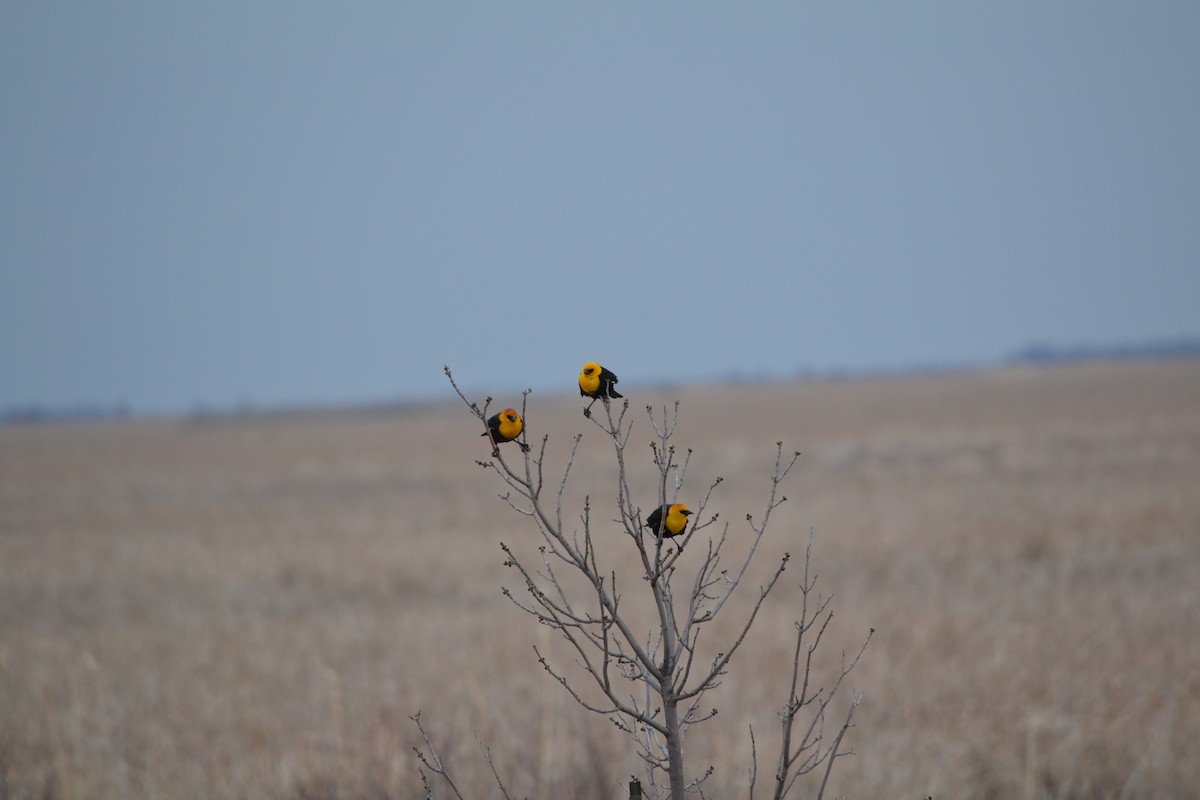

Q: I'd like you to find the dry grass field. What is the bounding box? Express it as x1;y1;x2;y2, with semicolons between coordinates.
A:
2;359;1198;800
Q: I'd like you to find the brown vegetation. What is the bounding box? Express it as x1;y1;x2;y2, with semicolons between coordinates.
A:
2;359;1198;799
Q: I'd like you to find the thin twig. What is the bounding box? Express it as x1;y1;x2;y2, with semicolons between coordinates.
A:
474;732;515;800
410;711;465;800
749;724;759;800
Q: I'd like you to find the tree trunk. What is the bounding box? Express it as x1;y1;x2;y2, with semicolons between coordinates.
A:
662;695;686;799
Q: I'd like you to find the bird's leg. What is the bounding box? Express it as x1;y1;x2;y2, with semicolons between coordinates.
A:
583;398;597;418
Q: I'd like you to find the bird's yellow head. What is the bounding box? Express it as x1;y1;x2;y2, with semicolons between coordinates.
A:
579;362;601;394
665;503;692;536
498;408;523;439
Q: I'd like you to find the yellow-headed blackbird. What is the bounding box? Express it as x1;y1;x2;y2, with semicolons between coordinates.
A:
579;361;622;416
483;408;530;453
645;503;692;539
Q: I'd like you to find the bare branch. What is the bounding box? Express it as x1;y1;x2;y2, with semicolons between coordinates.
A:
816;691;864;800
555;433;583;533
770;530;875;800
676;552;789;701
443;365;484;421
686;764;716;799
748;724;759;800
473;732;515;800
410;711;465;800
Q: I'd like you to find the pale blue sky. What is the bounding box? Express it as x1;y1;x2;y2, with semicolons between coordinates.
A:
3;3;1198;414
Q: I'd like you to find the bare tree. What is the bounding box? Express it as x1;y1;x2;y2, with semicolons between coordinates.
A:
426;367;871;800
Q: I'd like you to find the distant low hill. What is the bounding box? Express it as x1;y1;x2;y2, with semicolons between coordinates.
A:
1006;336;1200;365
0;401;134;425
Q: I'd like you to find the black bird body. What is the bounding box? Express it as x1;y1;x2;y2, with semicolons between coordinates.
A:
483;408;530;452
579;362;622;400
645;503;692;538
580;361;622;417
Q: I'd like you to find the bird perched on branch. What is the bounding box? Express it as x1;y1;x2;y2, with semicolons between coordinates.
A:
483;408;530;454
579;361;622;417
645;503;692;540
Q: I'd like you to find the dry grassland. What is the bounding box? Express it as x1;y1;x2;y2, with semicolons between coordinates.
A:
2;359;1198;799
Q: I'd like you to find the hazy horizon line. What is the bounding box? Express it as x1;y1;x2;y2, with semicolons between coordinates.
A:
4;335;1199;426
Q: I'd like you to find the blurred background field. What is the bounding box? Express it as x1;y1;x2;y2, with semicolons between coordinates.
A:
2;358;1198;799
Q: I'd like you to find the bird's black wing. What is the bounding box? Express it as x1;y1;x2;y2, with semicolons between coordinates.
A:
600;367;623;398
